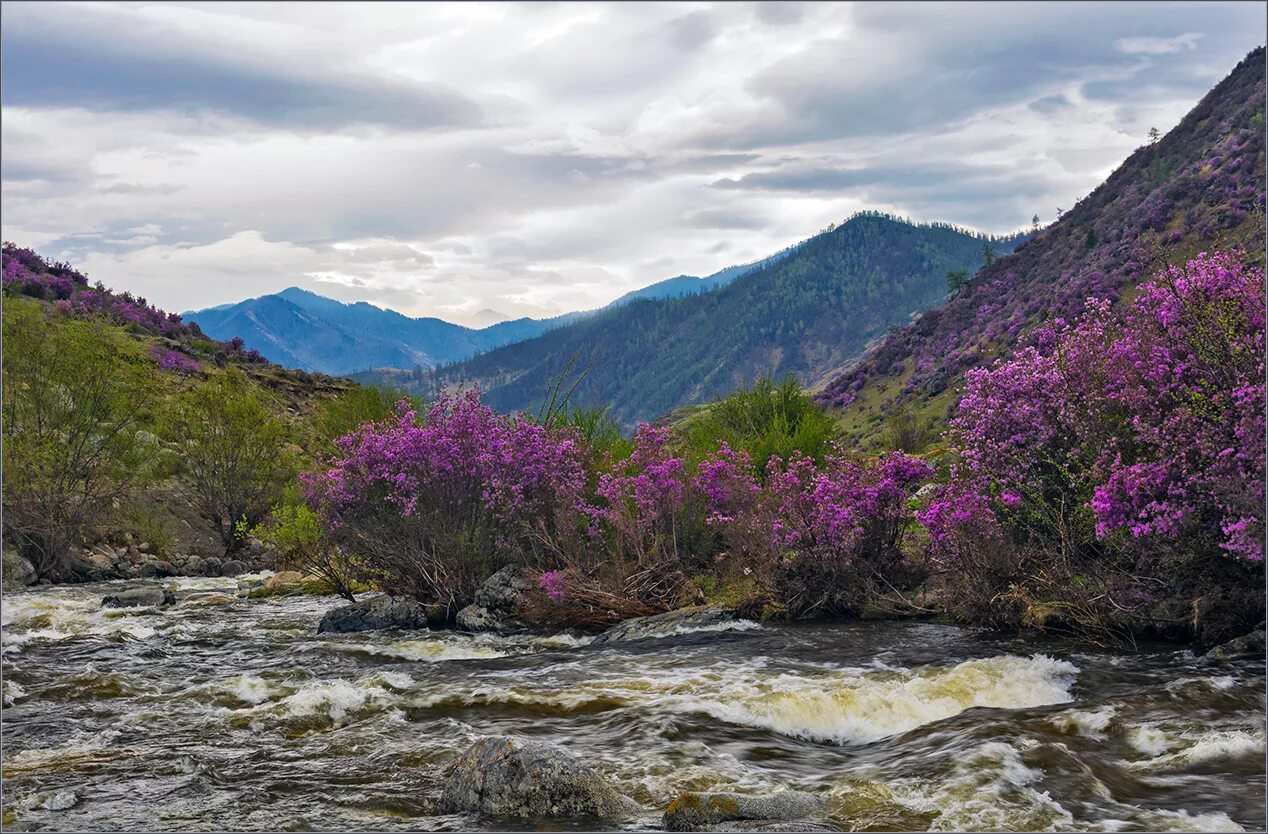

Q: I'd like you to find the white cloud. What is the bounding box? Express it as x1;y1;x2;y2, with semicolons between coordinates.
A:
1116;32;1203;55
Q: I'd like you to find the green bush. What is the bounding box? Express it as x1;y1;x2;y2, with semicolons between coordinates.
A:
162;367;295;555
2;299;160;578
681;375;836;471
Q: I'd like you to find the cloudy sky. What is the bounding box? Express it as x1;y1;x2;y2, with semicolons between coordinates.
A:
2;2;1264;325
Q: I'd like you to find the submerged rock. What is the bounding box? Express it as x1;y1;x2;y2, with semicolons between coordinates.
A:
1204;629;1266;660
593;604;738;644
438;736;638;819
317;595;429;633
101;587;176;609
663;791;828;832
456;565;534;633
180;591;236;607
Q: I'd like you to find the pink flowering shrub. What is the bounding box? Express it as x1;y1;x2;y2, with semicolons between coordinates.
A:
920;251;1264;635
303;390;588;605
697;446;932;617
149;345;202;374
582;425;719;605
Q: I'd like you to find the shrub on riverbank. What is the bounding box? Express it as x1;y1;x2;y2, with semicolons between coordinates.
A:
918;251;1264;641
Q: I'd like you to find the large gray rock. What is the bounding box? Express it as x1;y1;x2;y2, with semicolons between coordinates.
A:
317;595;430;634
101;587;176;609
593;604;739;644
3;550;37;588
456;565;534;633
438;736;637;819
663;791;827;832
1205;629;1266;661
218;559;247;577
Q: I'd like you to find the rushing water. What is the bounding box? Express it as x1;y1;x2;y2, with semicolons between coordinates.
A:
2;574;1264;832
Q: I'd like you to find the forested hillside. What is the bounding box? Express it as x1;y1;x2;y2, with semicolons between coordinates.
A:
434;213;1026;426
821;46;1266;448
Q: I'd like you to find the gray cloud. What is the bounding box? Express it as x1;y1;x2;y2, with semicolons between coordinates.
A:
1;2;1264;322
0;4;481;130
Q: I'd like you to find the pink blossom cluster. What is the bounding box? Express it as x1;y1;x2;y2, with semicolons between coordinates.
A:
149;345;202;374
922;251;1264;563
304;389;588;545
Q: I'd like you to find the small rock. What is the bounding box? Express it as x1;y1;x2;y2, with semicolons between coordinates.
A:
1205;629;1266;661
102;587;176;608
663;791;827;832
317;595;430;633
593;605;739;644
197;557;223;577
138;560;176;578
438;736;637;819
219;559;247;577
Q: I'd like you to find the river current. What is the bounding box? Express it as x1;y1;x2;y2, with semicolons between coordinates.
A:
2;574;1264;832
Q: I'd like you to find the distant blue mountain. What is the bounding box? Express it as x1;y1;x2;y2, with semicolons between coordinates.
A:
185;288;580;376
184;246;802;376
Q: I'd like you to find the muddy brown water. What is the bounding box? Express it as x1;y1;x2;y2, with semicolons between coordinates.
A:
2;573;1264;832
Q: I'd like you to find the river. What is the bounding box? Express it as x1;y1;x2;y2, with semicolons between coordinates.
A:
2;574;1264;832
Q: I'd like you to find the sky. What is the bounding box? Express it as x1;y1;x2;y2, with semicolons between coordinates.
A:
2;2;1264;325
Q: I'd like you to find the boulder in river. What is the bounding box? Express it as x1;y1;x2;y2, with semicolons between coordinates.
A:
218;559;247;577
438;736;638;819
101;587;176;609
663;791;828;832
593;604;739;644
138;560;176;578
1204;629;1266;661
456;565;534;633
3;550;37;588
317;595;430;633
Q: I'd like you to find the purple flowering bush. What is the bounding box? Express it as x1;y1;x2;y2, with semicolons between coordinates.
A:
303;390;588;605
149;345;202;374
919;251;1264;637
582;424;719;605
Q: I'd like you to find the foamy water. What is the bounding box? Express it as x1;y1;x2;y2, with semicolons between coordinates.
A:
2;578;1263;831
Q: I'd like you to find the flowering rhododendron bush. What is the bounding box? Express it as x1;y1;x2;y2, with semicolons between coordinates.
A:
698;446;931;617
919;251;1264;638
581;424;719;605
303;390;588;605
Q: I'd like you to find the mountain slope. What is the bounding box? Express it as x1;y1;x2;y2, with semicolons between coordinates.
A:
608;244;801;307
820;46;1266;448
433;213;1027;425
186;241;808;377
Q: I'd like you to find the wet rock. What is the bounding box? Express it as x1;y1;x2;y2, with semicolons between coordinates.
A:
593;604;738;644
456;565;535;633
219;559;247;577
264;570;305;590
438;736;637;819
317;595;430;633
138;560;176;578
663;791;827;832
197;557;223;577
3;550;37;588
180;592;236;607
1204;629;1265;661
101;587;176;609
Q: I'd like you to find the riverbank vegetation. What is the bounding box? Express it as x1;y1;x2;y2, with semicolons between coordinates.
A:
2;238;1263;647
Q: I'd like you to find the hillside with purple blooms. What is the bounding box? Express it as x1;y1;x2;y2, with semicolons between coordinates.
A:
821;47;1266;448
